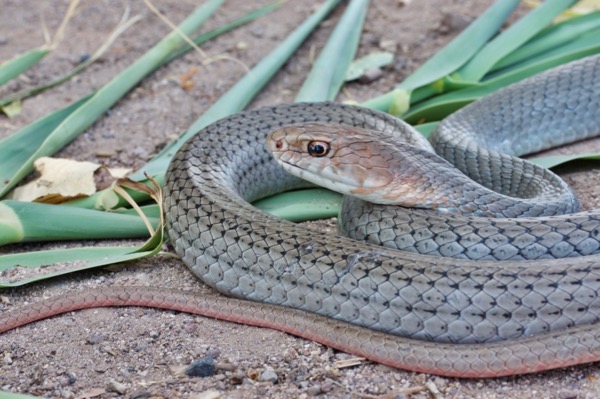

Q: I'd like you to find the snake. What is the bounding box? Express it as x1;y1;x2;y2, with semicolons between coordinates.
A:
2;54;600;378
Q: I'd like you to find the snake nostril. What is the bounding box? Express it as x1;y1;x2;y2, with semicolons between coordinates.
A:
275;139;283;150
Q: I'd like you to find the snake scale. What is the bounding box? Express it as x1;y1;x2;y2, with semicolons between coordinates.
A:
2;55;600;378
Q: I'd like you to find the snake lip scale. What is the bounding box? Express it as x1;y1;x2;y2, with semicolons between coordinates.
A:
2;55;600;378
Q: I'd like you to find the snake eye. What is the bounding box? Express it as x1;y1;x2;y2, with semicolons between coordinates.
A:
307;141;330;157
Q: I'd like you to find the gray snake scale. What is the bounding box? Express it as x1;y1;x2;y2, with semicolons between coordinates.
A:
162;55;600;376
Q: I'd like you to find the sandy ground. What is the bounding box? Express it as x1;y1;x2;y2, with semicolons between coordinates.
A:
2;1;600;398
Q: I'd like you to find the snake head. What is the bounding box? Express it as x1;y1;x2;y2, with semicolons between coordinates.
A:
265;123;447;206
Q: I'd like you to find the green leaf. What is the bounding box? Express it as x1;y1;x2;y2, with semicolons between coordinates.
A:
0;47;50;86
530;153;600;169
456;0;579;82
490;9;600;72
0;177;165;287
254;0;366;214
0;99;22;117
0;392;45;399
295;0;369;102
0;235;163;288
0;94;94;197
0;200;158;245
403;30;600;124
131;0;343;182
362;0;520;113
413;121;439;138
345;51;393;81
0;0;224;199
254;188;342;222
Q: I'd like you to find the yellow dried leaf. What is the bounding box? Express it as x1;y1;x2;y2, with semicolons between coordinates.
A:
107;167;131;178
0;100;23;117
569;0;600;14
8;157;101;203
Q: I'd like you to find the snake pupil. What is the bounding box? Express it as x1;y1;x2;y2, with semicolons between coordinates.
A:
307;141;330;157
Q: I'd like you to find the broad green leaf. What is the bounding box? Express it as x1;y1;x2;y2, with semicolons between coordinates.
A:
483;25;600;80
530;153;600;169
414;121;439;138
254;188;342;222
0;200;159;245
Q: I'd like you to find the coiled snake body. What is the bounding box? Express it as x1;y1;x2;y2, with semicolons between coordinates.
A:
2;55;600;378
164;54;600;376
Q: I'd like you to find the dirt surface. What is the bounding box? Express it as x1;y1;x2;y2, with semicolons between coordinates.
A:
2;1;600;398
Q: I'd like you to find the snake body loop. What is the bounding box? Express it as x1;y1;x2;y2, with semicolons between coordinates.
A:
165;57;600;375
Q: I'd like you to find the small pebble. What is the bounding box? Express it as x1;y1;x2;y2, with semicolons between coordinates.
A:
230;370;245;385
432;376;447;388
259;367;278;383
58;374;76;386
251;26;264;38
358;68;384;83
558;390;580;399
184;322;198;333
306;385;322;396
59;389;74;399
437;12;471;34
107;379;127;394
191;390;222;399
379;39;397;53
133;344;148;352
321;379;334;393
130;391;152;399
78;53;91;64
86;334;104;345
185;356;217;378
94;364;108;374
3;354;12;365
206;348;221;359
